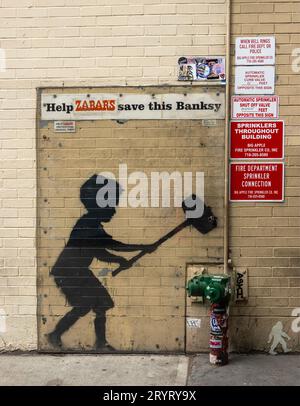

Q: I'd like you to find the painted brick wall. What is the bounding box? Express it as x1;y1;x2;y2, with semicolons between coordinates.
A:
230;0;300;351
0;0;299;352
36;88;225;352
0;0;226;350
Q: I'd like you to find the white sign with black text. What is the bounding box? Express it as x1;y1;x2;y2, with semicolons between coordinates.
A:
54;121;76;133
231;96;279;119
41;92;225;121
235;37;275;66
235;66;275;95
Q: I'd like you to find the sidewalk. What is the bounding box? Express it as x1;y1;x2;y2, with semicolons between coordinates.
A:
0;353;299;386
188;354;300;386
0;354;188;386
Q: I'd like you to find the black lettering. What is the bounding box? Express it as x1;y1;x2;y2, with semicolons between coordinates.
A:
45;103;56;112
118;104;124;110
66;104;73;114
176;101;185;110
236;287;244;299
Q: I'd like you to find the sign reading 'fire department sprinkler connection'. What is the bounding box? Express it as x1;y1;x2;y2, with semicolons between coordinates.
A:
230;121;284;159
41;93;225;120
230;162;284;202
235;37;275;65
231;96;279;120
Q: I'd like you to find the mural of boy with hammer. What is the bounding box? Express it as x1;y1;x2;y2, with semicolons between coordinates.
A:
47;174;157;350
47;174;217;351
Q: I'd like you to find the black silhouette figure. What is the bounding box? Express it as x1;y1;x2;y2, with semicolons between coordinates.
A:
47;174;156;351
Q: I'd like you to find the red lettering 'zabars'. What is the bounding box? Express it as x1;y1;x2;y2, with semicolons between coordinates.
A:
75;99;116;112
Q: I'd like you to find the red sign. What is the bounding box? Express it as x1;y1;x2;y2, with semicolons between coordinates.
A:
230;121;284;159
230;162;284;202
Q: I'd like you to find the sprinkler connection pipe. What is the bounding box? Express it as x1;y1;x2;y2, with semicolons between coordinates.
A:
224;0;231;275
186;274;231;366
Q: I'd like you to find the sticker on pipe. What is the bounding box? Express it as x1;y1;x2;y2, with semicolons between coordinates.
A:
186;318;201;328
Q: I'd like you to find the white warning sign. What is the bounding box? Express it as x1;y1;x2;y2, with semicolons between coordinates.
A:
231;96;279;119
235;66;275;95
54;121;76;133
235;37;275;65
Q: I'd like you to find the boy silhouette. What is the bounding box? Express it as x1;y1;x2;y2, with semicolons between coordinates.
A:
47;174;156;350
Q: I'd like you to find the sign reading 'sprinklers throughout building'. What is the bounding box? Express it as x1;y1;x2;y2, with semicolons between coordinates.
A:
41;92;225;120
230;121;284;159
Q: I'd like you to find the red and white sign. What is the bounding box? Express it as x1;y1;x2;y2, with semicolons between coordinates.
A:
235;37;275;65
41;92;225;121
54;121;76;133
235;66;275;95
230;121;284;159
230;162;284;202
231;96;279;120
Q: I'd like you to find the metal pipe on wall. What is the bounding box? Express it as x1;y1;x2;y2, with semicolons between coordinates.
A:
224;0;231;275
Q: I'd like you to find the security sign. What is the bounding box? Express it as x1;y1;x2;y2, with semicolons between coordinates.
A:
230;162;284;202
230;121;284;159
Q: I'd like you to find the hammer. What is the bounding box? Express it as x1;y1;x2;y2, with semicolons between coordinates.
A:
111;195;217;277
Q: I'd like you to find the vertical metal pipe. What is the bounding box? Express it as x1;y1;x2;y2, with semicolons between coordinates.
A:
224;0;232;274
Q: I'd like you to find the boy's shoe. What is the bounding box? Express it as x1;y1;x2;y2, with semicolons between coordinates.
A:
95;341;116;352
47;332;63;348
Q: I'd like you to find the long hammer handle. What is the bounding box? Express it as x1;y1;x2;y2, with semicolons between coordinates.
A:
112;219;189;277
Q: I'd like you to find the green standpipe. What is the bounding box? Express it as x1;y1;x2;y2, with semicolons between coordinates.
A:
186;274;231;366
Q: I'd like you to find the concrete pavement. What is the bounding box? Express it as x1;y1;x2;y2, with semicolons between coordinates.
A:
0;353;299;386
0;354;188;386
188;353;300;386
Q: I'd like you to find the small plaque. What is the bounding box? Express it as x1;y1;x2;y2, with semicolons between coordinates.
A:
54;121;76;133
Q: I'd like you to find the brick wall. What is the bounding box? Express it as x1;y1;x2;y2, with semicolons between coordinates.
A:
0;0;227;350
230;0;300;351
37;88;225;352
0;0;299;351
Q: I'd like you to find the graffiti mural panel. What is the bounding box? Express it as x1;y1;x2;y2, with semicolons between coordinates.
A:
37;87;225;352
